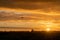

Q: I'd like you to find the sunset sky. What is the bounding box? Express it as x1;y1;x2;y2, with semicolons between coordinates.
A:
0;0;60;31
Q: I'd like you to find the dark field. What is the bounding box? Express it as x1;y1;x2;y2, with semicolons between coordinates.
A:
0;31;60;40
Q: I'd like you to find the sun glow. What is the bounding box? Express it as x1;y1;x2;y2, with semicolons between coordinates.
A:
37;21;55;31
45;22;53;31
46;28;50;32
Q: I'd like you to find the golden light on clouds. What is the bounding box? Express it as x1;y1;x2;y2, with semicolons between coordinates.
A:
0;0;60;31
0;7;60;15
0;7;60;31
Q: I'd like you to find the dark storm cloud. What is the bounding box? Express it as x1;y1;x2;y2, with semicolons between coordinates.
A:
0;0;60;11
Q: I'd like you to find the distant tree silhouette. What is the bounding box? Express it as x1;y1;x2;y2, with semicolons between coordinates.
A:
31;29;34;32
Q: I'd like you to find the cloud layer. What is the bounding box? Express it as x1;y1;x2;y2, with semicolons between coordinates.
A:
0;0;60;31
0;0;60;11
0;11;60;21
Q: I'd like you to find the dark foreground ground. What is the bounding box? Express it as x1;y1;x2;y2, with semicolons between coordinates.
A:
0;31;60;40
